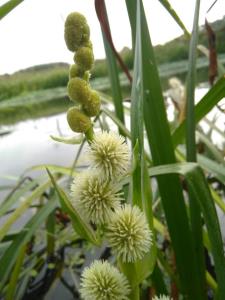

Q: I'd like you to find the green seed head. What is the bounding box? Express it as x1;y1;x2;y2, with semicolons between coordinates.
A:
67;77;91;104
80;260;130;300
69;64;83;79
84;40;93;49
83;90;101;117
64;12;90;52
74;46;94;71
67;107;91;133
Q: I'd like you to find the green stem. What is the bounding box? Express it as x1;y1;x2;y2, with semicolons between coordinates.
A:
130;285;140;300
85;126;94;143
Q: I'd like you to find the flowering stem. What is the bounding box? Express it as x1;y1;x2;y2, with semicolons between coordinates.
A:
130;285;140;300
85;126;94;143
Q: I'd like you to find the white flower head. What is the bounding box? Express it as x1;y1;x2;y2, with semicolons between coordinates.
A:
70;170;123;224
80;260;130;300
88;131;130;179
106;204;152;262
153;296;172;300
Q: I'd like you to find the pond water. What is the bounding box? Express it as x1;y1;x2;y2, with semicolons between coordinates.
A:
0;113;78;193
0;84;224;298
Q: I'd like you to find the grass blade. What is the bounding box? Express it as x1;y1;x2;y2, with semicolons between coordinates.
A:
185;0;206;296
131;1;157;284
158;0;189;36
186;0;200;161
5;244;26;300
0;0;23;20
95;0;125;131
0;180;51;242
0;198;57;289
149;162;225;299
126;1;204;298
47;169;100;246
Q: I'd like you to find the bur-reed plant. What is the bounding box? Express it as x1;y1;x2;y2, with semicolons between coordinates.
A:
0;1;225;300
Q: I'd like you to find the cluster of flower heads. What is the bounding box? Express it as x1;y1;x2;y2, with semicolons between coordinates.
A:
70;131;153;299
71;130;152;263
64;12;153;300
64;12;101;133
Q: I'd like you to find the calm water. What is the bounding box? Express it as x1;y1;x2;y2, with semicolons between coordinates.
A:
0;85;224;298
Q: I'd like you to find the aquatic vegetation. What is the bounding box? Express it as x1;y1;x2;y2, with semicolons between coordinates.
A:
1;2;225;300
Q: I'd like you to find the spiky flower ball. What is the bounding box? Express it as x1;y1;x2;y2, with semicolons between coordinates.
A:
83;90;101;117
106;204;152;262
80;260;130;300
153;296;172;300
64;12;90;52
74;46;94;71
67;107;91;133
89;131;130;179
67;77;91;104
70;170;122;224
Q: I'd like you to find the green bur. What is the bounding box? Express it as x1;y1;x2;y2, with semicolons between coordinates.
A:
74;46;94;71
67;107;91;133
67;77;91;104
64;12;90;52
83;90;101;117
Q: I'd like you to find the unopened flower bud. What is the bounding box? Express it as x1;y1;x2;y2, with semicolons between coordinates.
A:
69;64;83;79
64;12;90;52
67;107;91;133
74;47;94;71
67;77;91;104
83;90;101;117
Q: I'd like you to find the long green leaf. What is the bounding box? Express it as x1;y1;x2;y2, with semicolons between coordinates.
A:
5;244;26;300
98;1;125;132
129;1;157;287
0;180;51;242
149;162;225;299
126;1;203;298
0;198;57;289
46;169;100;246
185;0;206;297
0;0;23;20
0;179;38;218
158;0;189;36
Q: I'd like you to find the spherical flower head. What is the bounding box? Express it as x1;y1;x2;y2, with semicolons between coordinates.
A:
80;260;130;300
67;77;91;104
89;131;130;180
67;107;91;133
106;204;152;262
153;296;172;300
64;12;90;52
69;64;83;79
70;170;122;224
74;46;94;71
83;90;101;117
